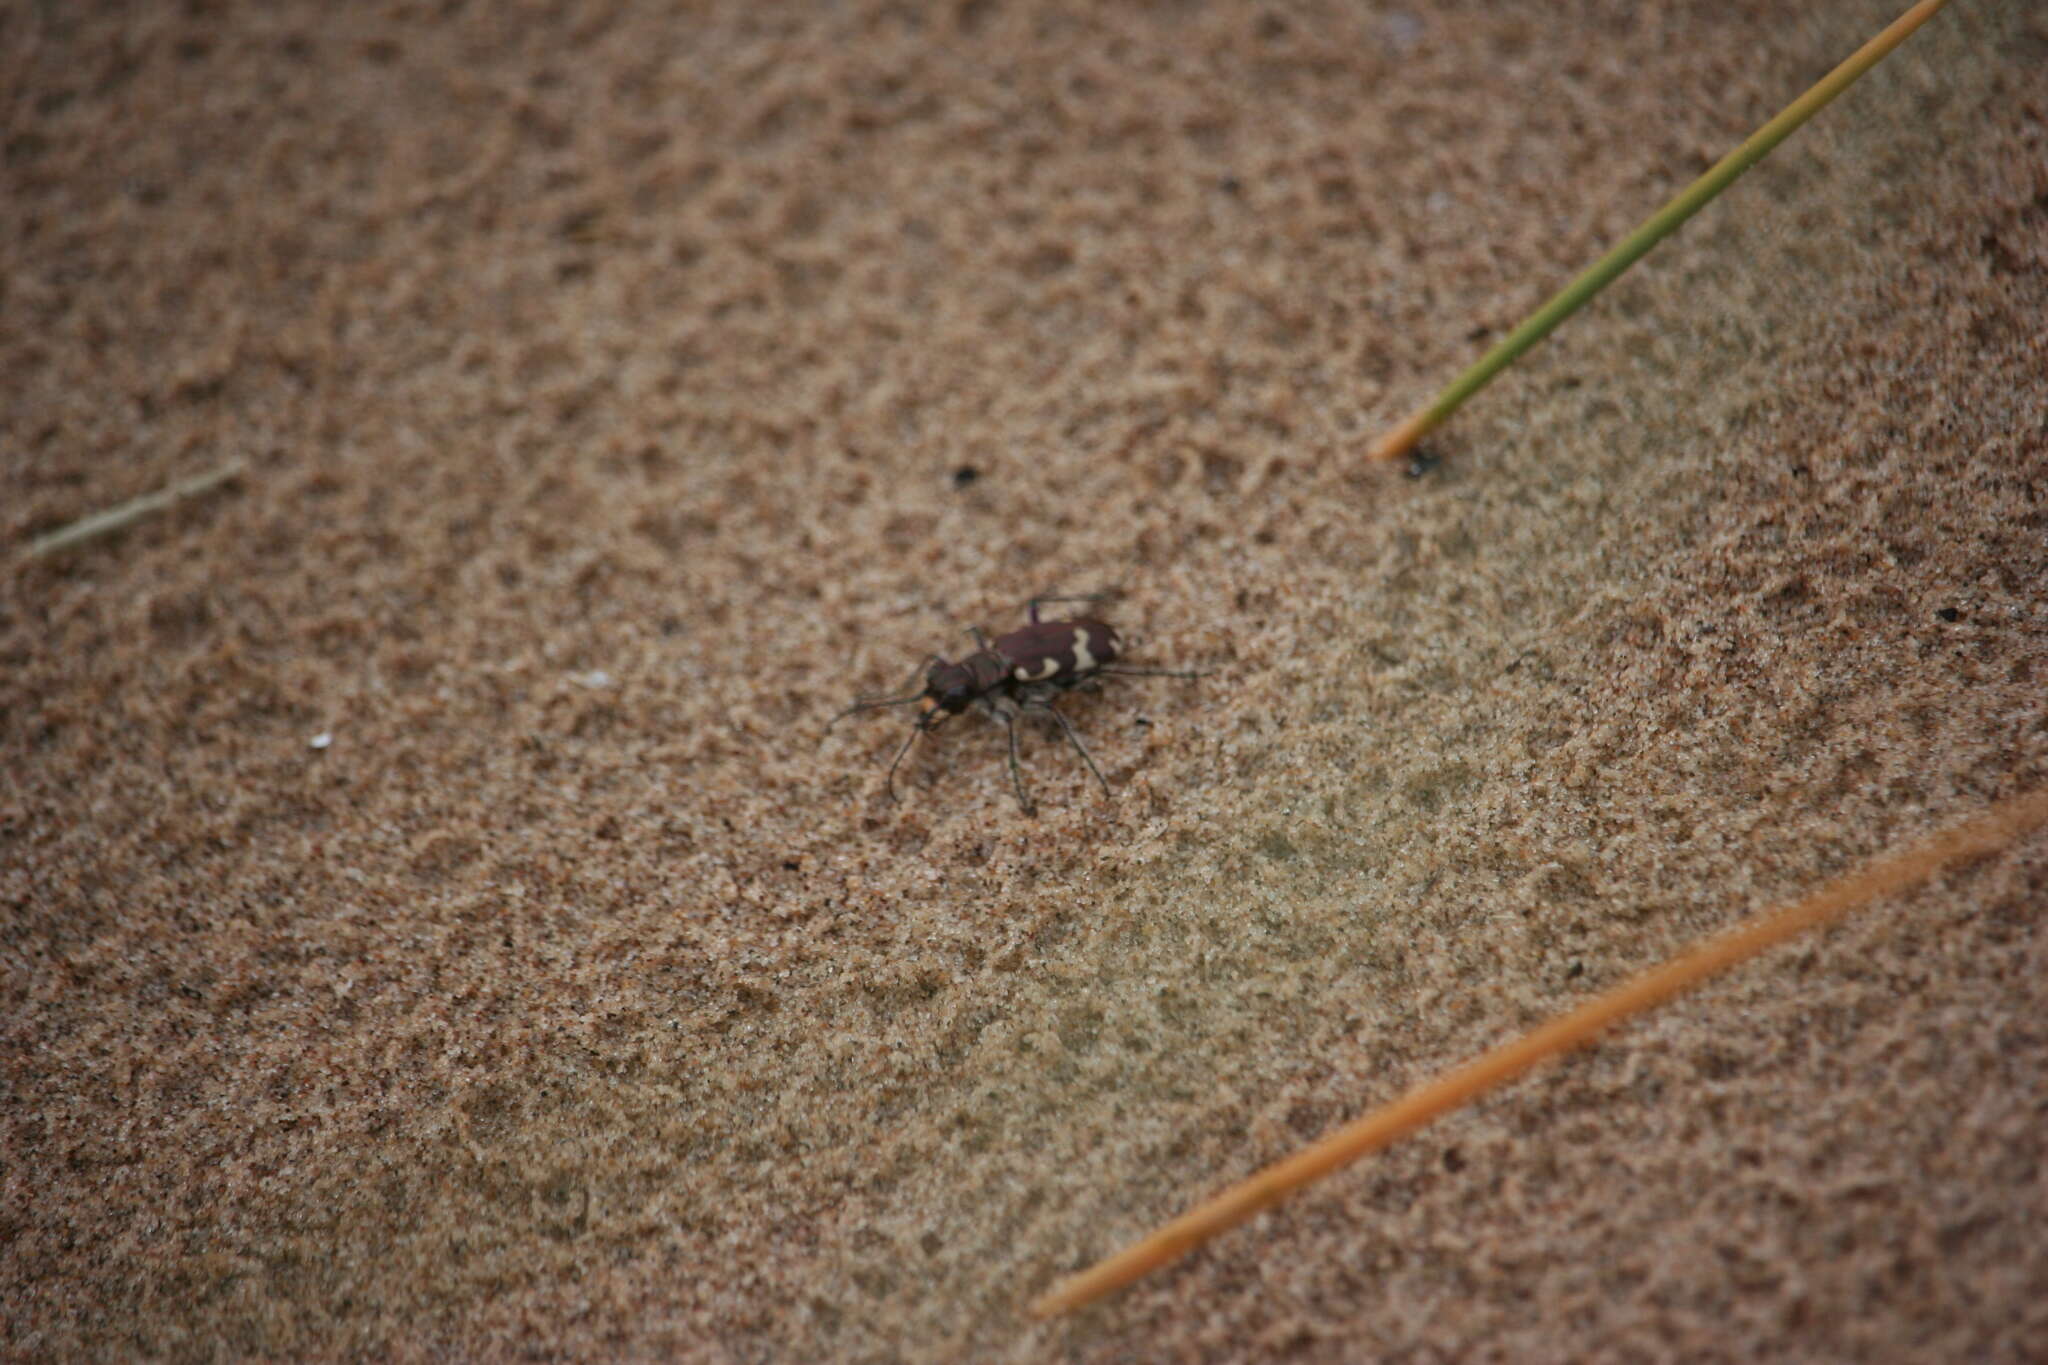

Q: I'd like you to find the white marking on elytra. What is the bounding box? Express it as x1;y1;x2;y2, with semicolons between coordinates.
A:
1071;626;1099;673
1015;658;1062;682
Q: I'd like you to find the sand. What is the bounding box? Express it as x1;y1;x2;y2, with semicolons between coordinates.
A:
5;1;2046;1359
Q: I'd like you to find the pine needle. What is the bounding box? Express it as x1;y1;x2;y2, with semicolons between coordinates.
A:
1367;0;1954;464
20;460;247;563
1029;786;2048;1319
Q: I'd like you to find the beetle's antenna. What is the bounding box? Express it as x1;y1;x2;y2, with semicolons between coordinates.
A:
824;693;927;731
826;655;946;732
1037;700;1110;798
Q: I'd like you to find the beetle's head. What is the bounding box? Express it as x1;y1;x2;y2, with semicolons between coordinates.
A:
921;659;980;719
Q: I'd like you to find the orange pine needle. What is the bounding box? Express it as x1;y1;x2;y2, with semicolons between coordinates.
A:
1029;787;2048;1319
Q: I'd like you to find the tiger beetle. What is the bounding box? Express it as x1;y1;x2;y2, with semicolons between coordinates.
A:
827;595;1203;815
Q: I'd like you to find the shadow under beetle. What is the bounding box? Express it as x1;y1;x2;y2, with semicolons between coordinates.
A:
826;595;1203;815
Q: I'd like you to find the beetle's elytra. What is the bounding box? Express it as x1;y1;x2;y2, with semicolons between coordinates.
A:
827;595;1202;815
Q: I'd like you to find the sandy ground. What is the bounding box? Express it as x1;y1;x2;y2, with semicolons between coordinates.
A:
5;1;2047;1359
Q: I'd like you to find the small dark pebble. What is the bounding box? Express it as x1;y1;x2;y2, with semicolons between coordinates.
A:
1936;607;1961;622
951;465;981;488
1405;449;1441;479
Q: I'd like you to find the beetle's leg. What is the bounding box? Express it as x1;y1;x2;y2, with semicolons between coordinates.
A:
1036;699;1111;799
881;723;921;802
998;707;1036;816
882;653;943;696
968;626;992;651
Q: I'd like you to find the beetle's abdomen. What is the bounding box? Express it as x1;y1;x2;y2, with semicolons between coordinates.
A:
995;618;1122;685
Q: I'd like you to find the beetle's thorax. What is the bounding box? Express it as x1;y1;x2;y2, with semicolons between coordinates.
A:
922;651;1009;716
